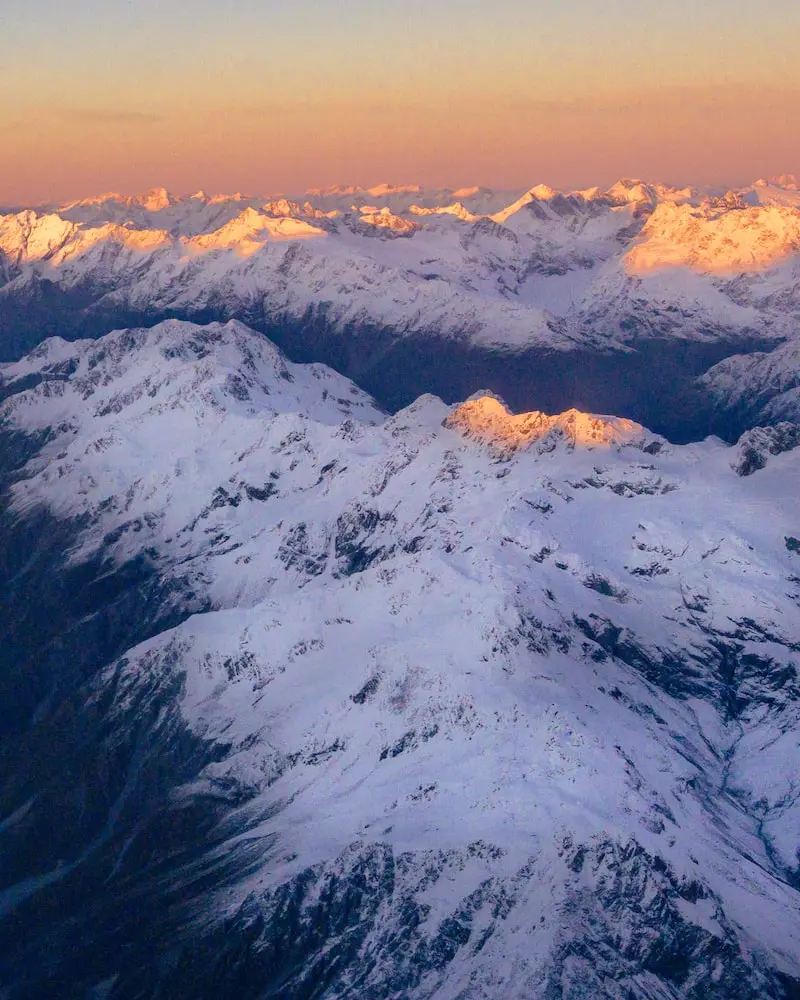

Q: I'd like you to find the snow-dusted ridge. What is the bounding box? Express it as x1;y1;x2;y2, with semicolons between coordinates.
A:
1;175;799;442
1;319;798;998
445;394;648;452
701;337;800;428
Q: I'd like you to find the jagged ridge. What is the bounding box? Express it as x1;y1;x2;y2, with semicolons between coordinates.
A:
0;319;798;998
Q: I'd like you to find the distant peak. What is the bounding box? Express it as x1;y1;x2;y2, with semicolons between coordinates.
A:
358;208;419;233
409;202;476;221
207;192;249;204
755;174;798;191
263;197;304;218
606;179;655;203
135;187;173;211
61;192;128;209
366;183;422;197
305;183;422;199
305;184;363;197
187;207;327;253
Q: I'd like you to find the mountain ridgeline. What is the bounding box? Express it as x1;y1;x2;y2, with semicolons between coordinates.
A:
2;176;799;443
0;176;799;999
0;317;799;998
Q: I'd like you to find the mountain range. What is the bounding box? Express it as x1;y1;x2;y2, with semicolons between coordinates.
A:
2;176;799;441
0;177;799;999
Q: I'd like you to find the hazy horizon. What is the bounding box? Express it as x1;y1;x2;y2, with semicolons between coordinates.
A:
4;166;800;211
2;0;798;203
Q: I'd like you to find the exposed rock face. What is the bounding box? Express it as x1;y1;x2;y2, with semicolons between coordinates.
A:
731;422;800;475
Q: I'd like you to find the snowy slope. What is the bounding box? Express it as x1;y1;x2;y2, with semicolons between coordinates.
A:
1;319;798;999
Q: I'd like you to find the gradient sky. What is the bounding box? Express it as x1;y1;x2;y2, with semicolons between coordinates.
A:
1;0;798;203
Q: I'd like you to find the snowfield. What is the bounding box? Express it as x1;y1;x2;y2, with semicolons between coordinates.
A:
1;319;798;998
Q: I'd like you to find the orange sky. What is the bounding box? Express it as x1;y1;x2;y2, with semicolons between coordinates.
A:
2;0;798;203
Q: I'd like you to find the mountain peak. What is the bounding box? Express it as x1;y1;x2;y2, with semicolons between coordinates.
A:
756;174;798;190
187;207;327;252
445;394;646;452
358;207;419;233
134;187;174;211
366;183;422;197
408;201;476;221
262;197;304;218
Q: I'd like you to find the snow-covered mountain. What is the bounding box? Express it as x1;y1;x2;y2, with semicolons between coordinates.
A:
1;319;798;999
701;338;800;430
1;176;798;442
